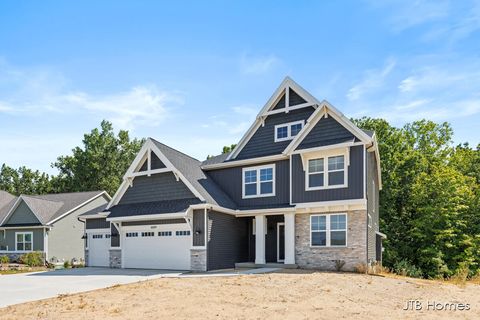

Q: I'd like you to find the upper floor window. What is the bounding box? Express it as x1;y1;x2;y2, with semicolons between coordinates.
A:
306;153;347;190
274;120;304;142
242;164;275;198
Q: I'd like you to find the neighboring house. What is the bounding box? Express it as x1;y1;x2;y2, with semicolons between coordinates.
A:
0;190;110;263
82;77;384;271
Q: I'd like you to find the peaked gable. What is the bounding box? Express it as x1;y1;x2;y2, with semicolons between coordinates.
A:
4;200;41;225
296;116;356;150
139;152;167;171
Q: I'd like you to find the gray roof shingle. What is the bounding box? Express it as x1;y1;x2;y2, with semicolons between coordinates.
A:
0;191;16;224
151;139;237;209
0;191;106;225
108;198;202;218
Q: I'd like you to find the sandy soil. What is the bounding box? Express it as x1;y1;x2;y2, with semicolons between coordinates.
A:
1;270;478;320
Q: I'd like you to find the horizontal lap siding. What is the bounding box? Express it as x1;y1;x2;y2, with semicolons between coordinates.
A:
119;172;196;204
207;160;290;208
207;211;249;270
297;116;356;150
236;108;315;160
292;145;364;203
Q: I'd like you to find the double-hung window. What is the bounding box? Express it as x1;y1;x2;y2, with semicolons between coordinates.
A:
306;151;347;190
242;164;275;198
311;214;347;247
274;120;304;142
16;232;33;251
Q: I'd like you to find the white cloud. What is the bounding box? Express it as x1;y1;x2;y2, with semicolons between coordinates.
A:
240;54;280;75
347;58;396;101
0;60;181;130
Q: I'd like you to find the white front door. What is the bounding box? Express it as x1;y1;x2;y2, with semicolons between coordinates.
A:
122;223;191;270
88;231;110;267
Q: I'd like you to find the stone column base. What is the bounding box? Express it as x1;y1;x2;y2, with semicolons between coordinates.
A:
190;249;206;272
109;249;122;268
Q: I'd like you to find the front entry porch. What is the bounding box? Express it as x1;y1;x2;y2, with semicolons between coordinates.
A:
239;213;296;267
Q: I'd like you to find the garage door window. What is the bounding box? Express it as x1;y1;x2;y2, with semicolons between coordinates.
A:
176;230;190;236
92;234;103;239
159;231;172;236
126;232;138;237
142;232;155;237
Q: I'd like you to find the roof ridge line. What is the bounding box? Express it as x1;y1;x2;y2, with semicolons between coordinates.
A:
149;138;201;163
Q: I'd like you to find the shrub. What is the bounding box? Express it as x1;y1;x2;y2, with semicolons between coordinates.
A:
334;260;346;271
354;262;368;274
450;262;470;284
20;252;44;267
393;259;423;278
0;255;9;264
63;260;71;269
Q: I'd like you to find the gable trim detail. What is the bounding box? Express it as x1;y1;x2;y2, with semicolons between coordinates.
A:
226;77;318;161
0;196;43;226
107;139;205;209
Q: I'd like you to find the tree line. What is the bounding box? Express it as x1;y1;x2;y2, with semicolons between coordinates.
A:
1;118;479;278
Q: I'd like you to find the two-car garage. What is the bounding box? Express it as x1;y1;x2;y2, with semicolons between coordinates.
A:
86;220;192;270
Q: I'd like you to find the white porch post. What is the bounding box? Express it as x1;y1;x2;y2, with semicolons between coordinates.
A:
284;213;295;264
255;215;266;264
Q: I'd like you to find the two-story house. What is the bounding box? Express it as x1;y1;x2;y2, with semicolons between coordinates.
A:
81;77;384;271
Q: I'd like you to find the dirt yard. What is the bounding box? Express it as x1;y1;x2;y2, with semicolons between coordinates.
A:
1;270;478;320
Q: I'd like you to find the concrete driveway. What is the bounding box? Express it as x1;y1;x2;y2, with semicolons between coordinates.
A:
0;267;183;308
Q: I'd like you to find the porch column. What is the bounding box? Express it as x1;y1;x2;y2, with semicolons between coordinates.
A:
284;213;295;264
255;215;266;264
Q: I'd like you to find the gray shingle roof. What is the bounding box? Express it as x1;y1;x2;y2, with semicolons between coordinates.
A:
0;191;16;225
201;152;231;166
151;139;237;209
108;198;202;218
362;129;374;137
0;191;106;225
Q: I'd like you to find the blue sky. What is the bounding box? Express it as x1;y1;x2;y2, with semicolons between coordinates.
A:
0;0;479;174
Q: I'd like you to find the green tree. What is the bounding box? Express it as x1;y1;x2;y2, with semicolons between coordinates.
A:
222;144;237;154
0;164;53;195
52;120;144;196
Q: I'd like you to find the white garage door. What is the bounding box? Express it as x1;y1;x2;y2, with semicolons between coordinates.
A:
88;230;110;267
122;223;191;270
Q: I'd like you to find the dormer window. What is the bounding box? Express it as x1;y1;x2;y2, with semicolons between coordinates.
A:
274;120;304;142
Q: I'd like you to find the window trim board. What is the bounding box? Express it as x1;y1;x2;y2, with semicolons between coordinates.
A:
274;120;305;142
15;231;33;252
242;164;276;199
302;147;349;191
309;213;348;248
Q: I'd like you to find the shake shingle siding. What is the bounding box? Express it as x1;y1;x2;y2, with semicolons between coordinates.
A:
207;211;249;270
296;116;356;150
206;160;290;209
292;145;364;203
119;172;196;204
236;107;315;160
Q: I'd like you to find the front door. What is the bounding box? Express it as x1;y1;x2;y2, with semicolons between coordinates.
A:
277;223;285;262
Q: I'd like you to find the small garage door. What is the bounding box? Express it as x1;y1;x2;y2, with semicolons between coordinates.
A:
88;231;110;267
122;223;191;270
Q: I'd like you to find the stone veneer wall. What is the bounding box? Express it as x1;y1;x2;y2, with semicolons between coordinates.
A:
190;249;207;272
295;210;367;271
109;249;122;268
84;250;89;266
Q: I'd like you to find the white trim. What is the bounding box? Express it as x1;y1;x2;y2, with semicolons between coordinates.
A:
234;207;296;217
302;148;349;191
376;231;387;239
274;120;305;142
264;102;317;116
47;191;110;225
0;226;50;230
242;164;276;199
283;101;374;155
78;211;110;221
15;231;33;252
227;77;317;160
202;154;287;170
310;213;348;248
107;138;205;210
368;214;372;228
292;141;361;155
129;167;171;177
368;133;383;190
363;146;367;200
106;211;188;222
277;222;285;262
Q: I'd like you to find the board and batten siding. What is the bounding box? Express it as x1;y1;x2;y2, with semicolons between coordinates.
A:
291;145;364;203
192;209;205;247
272;88;307;110
236;107;315;160
206;160;290;209
366;150;380;262
4;201;41;225
207;211;249;270
296;116;357;150
119;172;196;205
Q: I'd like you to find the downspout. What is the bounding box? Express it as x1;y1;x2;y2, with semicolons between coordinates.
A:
365;145;369;269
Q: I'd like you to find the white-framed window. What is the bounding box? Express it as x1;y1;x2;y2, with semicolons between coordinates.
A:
274;120;305;142
306;153;348;190
310;214;347;247
15;232;33;252
242;164;275;198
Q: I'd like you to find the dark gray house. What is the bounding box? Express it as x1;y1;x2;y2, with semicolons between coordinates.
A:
0;190;110;263
82;77;384;271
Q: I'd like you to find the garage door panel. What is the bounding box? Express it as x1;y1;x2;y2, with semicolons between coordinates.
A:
123;224;191;270
88;232;110;267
